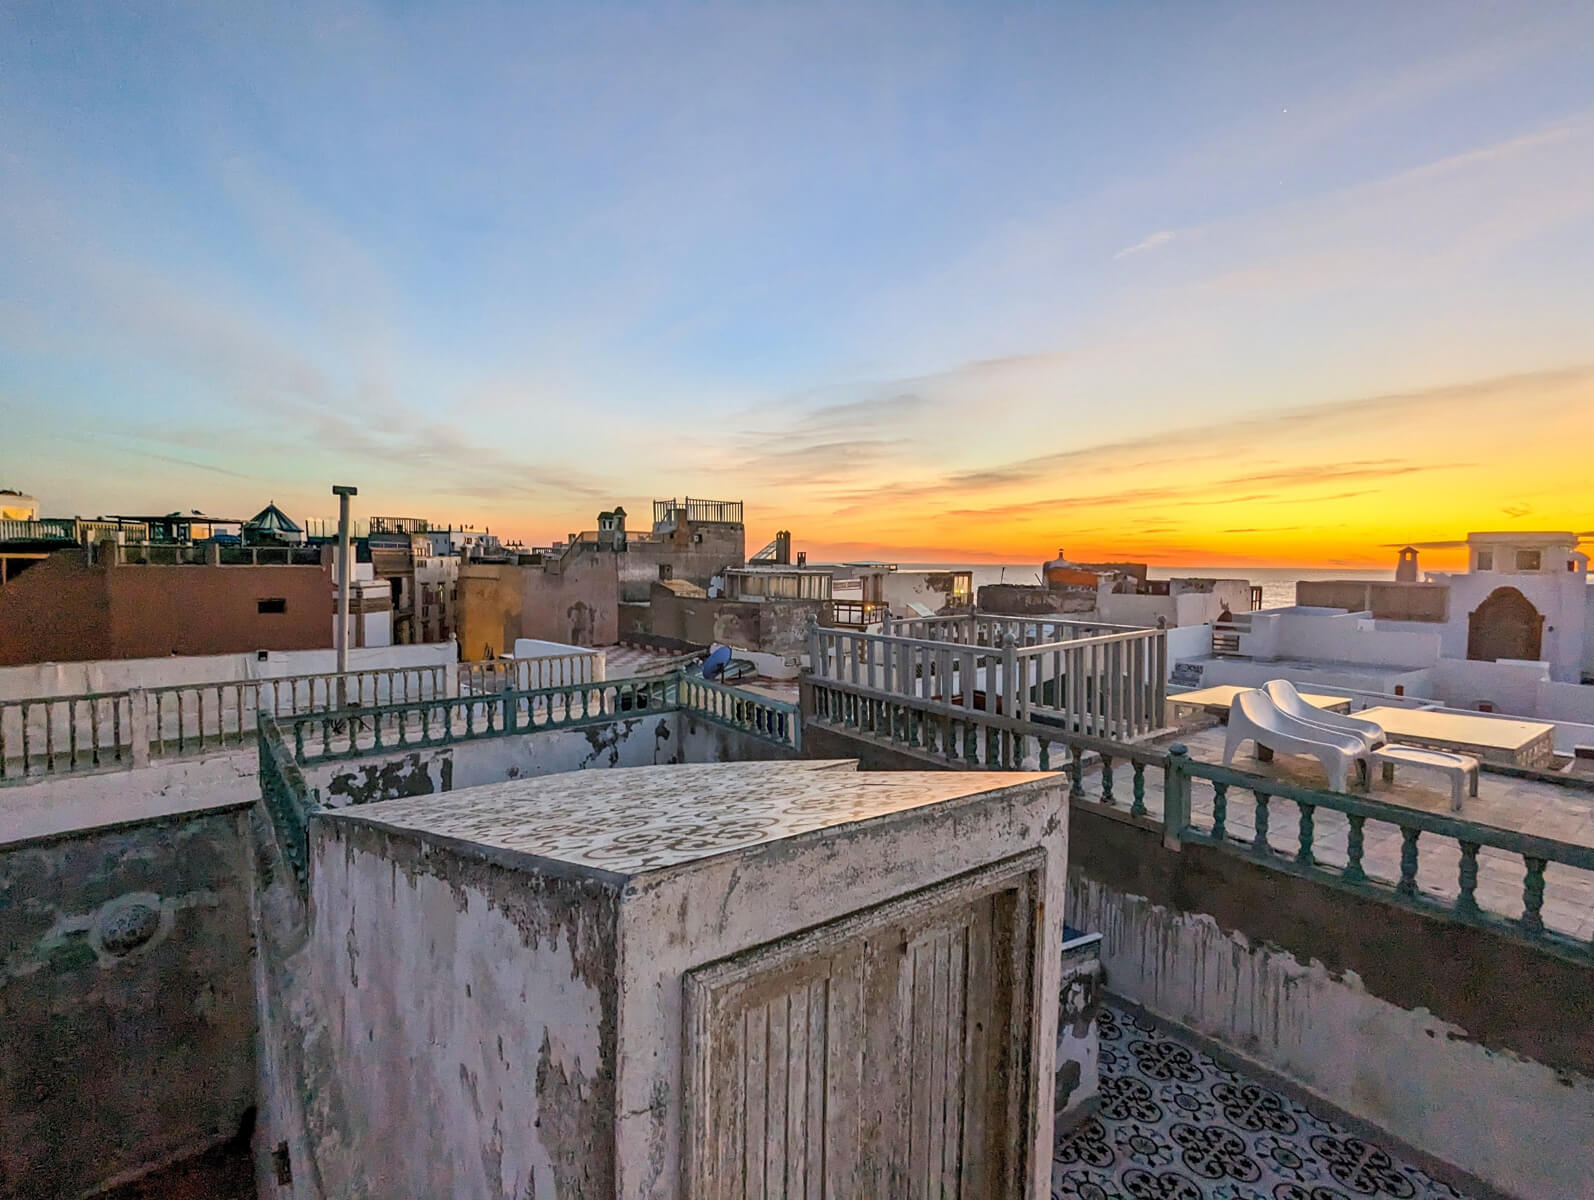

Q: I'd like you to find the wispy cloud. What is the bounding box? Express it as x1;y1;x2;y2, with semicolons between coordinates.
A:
1115;230;1175;259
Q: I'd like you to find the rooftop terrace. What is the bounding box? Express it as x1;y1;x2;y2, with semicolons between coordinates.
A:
1055;1001;1472;1200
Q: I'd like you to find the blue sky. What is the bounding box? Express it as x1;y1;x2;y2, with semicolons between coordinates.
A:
2;1;1592;562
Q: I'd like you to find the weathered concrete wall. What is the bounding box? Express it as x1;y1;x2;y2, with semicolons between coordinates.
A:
303;712;797;805
1067;804;1594;1200
1297;580;1451;623
619;519;744;602
614;774;1068;1198
1;749;260;846
0;641;455;705
0;809;257;1198
677;713;799;764
458;558;618;660
306;816;621;1200
303;715;686;803
977;583;1095;616
650;584;825;654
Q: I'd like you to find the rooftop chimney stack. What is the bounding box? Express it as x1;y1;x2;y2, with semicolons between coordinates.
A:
1396;546;1419;583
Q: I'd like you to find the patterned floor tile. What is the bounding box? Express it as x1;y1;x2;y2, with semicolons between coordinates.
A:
1054;1003;1469;1200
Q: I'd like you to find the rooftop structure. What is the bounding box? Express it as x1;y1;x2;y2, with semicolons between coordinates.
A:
5;623;1594;1197
1176;532;1594;729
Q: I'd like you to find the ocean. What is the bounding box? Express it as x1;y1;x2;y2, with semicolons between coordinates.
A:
897;564;1397;611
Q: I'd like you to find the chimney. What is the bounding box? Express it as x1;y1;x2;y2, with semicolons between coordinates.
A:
1395;546;1419;583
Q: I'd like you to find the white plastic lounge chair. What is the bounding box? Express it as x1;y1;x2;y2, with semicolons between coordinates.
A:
1262;679;1386;752
1371;746;1479;812
1224;689;1370;793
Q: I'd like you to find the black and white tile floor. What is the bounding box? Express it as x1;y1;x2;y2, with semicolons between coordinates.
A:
1054;1004;1469;1200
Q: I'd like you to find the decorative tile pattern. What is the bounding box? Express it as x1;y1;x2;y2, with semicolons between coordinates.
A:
1054;1003;1469;1200
326;760;1057;876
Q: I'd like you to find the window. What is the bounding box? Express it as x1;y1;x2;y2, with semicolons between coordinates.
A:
1516;549;1541;571
1475;551;1493;571
659;564;673;581
258;598;287;614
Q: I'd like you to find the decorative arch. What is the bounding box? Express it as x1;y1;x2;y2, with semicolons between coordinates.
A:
1466;586;1544;663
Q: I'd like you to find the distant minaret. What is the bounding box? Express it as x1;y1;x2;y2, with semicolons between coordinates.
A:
1395;546;1419;583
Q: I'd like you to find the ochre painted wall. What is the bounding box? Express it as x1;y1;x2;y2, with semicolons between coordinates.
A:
457;557;620;660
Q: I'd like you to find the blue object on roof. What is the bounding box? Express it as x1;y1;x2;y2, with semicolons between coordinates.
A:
702;645;733;679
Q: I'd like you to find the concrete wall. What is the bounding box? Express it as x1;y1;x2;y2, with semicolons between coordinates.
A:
1539;679;1594;730
1163;621;1213;672
619;518;744;603
1241;609;1442;669
649;583;824;656
1430;655;1549;715
458;558;619;660
1433;568;1590;682
976;584;1096;616
1066;804;1594;1200
861;569;970;617
1196;655;1436;698
0;808;257;1198
303;712;796;804
0;551;336;669
1297;580;1451;622
1586;585;1594;679
306;816;621;1199
0;551;334;666
0;641;456;703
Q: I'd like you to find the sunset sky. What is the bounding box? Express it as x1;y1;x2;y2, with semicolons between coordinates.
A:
2;2;1591;568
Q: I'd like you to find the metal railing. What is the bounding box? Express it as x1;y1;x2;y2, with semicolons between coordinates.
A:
805;675;1594;963
0;664;449;783
652;497;744;526
808;621;1167;742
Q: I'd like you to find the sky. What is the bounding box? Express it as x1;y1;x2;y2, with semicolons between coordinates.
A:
2;2;1592;569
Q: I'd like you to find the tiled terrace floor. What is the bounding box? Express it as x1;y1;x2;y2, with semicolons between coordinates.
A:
1054;1003;1469;1200
1101;722;1594;940
601;643;701;677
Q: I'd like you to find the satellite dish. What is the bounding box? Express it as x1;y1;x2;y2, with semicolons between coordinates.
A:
702;645;733;679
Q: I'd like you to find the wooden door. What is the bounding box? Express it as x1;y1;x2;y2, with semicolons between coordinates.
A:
683;854;1040;1200
1467;587;1544;662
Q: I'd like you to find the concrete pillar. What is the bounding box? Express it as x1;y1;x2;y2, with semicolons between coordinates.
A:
332;485;358;706
127;689;149;768
1163;744;1190;851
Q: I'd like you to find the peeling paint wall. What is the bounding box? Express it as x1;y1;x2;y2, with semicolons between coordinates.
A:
303;818;620;1199
613;778;1068;1199
1068;879;1594;1200
303;713;796;804
0;810;256;1198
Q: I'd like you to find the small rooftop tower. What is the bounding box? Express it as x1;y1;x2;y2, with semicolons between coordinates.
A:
1396;546;1419;583
1043;548;1076;589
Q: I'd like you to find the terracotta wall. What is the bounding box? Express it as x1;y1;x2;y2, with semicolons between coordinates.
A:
0;552;111;665
0;552;332;666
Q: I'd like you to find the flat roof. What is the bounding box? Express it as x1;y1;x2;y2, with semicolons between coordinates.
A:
1467;531;1578;545
323;760;1057;878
